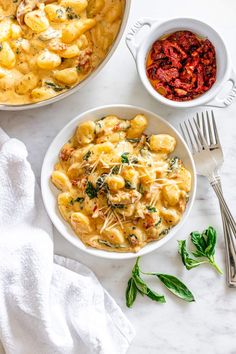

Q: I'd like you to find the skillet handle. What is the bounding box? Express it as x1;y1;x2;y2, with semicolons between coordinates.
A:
205;69;236;108
126;18;159;60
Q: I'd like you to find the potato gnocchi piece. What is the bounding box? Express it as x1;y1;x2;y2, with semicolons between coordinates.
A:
104;227;125;245
60;0;88;14
0;42;16;69
45;4;67;22
59;44;80;58
126;114;147;138
150;134;176;153
51;171;72;191
67;162;84;179
76;120;96;145
25;10;49;33
37;51;62;70
0;19;11;41
162;184;180;206
31;86;57;101
62;18;96;43
124;224;145;246
92;141;113;154
176;167;192;192
160;207;180;226
11;23;22;39
54;68;78;85
15;72;38;95
58;192;73;221
122;167;139;188
106;175;125;191
71;212;93;234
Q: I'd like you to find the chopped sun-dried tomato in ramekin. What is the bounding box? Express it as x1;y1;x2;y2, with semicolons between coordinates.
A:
146;30;217;101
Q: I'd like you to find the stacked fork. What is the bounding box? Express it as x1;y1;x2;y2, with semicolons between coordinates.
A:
180;111;236;287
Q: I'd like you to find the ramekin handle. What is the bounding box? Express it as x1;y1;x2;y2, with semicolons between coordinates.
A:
205;70;236;108
126;18;159;60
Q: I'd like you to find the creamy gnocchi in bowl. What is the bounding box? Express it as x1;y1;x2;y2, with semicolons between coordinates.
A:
51;113;192;253
0;0;124;105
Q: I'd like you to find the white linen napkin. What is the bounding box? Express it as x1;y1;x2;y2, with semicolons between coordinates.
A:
0;129;135;354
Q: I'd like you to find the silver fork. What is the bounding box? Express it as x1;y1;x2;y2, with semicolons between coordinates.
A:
196;111;236;287
180;111;236;286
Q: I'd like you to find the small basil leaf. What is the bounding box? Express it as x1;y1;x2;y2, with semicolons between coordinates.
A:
178;240;204;270
121;152;129;164
132;273;148;294
111;165;120;174
85;181;97;199
126;278;137;308
204;226;216;257
190;231;207;253
146;288;166;303
155;274;195;302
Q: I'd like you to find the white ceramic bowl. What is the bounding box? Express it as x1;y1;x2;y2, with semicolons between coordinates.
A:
41;104;196;260
126;18;236;109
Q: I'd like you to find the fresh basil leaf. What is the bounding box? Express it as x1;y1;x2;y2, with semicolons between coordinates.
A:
190;231;207;255
125;180;135;189
204;226;216;257
45;81;68;92
85;181;97;199
121;152;129;164
98;240;124;249
155;274;195;302
111;204;125;209
126;138;141;143
178;240;205;270
146;206;157;213
70;197;84;205
111;165;120;174
83;150;92;161
132;273;148;294
96;174;108;191
168;157;180;172
132;258;148;294
146;288;166;303
126;278;137;308
155;218;162;227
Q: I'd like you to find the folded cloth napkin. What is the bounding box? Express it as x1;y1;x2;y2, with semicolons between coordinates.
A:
0;129;135;354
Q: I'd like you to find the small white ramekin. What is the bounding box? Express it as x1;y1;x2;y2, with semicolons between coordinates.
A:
126;18;236;109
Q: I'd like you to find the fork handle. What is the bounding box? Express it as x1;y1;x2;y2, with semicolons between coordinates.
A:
210;179;236;236
216;179;236;286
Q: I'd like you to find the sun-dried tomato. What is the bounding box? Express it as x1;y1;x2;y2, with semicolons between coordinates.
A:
146;31;216;101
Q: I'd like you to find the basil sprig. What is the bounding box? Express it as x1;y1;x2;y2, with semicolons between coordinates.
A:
148;273;195;302
178;226;222;274
126;257;194;308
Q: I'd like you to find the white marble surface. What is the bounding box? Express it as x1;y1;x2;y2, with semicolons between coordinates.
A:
1;0;236;353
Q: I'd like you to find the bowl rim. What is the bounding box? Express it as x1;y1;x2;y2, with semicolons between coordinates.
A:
0;0;131;111
134;17;231;108
41;104;197;260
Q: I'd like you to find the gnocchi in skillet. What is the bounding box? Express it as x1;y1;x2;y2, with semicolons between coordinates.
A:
0;0;124;105
51;114;192;252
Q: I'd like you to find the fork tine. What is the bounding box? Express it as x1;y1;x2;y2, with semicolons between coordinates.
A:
193;117;209;151
183;121;197;153
179;123;188;143
211;110;220;145
196;112;201;128
206;111;214;144
201;112;208;144
188;119;202;152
